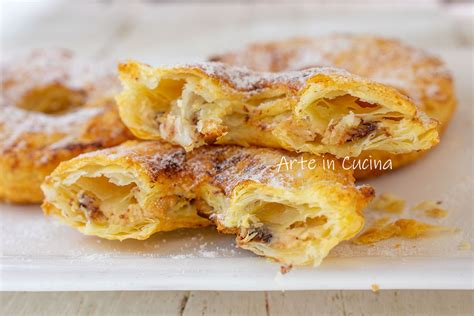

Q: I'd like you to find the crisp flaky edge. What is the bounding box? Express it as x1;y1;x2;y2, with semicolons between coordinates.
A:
117;62;439;158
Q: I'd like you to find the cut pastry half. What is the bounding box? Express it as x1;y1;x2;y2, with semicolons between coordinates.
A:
209;35;456;177
117;61;438;158
42;141;374;266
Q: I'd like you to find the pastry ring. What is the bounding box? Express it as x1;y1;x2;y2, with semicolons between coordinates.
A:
0;49;133;203
209;35;456;178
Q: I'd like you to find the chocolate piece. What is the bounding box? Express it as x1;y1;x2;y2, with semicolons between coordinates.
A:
248;226;273;243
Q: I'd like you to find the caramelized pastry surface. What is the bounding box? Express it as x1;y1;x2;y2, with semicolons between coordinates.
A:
0;49;133;203
209;35;456;178
42;141;373;266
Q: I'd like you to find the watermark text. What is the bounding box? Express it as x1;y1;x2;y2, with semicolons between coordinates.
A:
276;156;392;172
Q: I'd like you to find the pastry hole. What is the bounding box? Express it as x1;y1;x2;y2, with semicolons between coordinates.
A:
240;201;327;246
305;94;383;134
298;92;410;148
153;78;186;101
73;175;140;225
289;216;328;230
16;85;87;114
355;100;379;108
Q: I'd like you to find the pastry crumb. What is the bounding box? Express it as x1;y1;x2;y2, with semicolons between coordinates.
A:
411;200;448;218
458;241;471;251
370;193;405;214
371;284;380;292
280;264;293;275
352;218;457;245
396;219;453;238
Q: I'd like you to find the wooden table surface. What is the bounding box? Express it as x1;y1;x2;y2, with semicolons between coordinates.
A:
2;290;473;315
1;1;473;315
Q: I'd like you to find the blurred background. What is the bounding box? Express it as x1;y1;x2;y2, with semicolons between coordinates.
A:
2;0;473;64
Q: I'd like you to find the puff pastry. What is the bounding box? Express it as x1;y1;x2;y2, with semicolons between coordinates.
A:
209;35;456;177
42;141;374;266
0;49;133;203
117;61;438;162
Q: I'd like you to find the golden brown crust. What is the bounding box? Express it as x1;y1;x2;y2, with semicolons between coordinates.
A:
209;35;455;122
0;49;133;203
209;35;457;178
117;61;438;160
42;141;373;266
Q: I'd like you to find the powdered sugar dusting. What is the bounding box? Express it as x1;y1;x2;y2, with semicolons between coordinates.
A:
0;49;129;155
1;49;119;106
0;105;104;150
210;34;453;106
75;142;299;195
169;61;354;92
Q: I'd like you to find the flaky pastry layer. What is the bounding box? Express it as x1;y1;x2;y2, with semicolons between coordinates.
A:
209;35;457;178
117;61;438;160
42;141;374;266
0;49;133;203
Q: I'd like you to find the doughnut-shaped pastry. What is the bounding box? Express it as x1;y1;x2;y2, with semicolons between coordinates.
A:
209;35;456;178
117;61;438;160
42;141;374;266
0;50;133;203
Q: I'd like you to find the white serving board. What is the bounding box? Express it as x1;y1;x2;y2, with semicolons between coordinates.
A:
0;3;472;291
1;49;472;291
